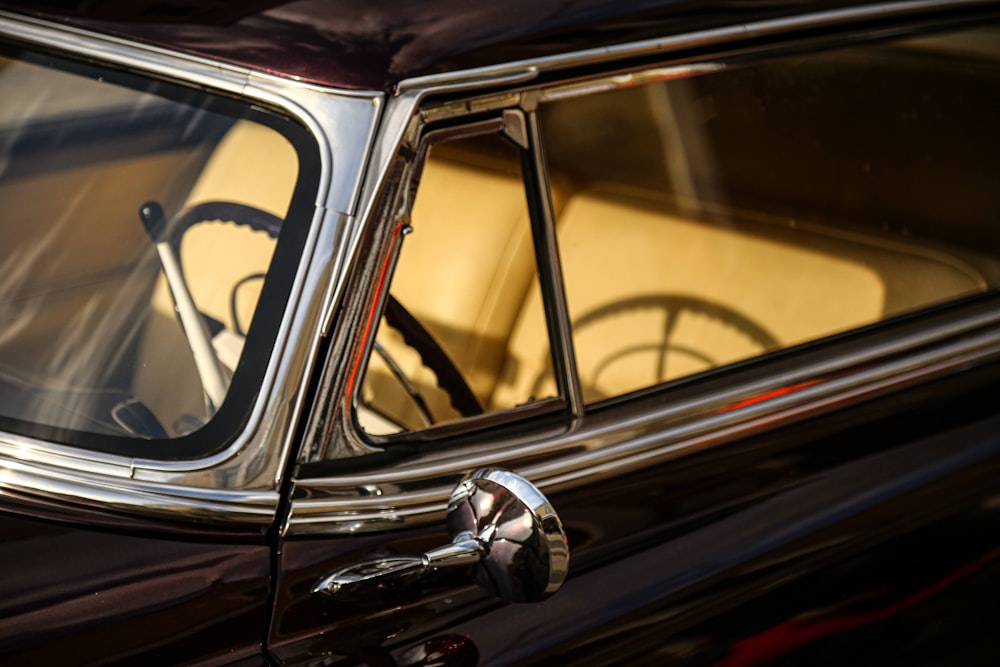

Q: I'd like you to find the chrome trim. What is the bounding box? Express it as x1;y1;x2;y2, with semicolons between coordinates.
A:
353;92;425;224
0;13;383;522
522;107;583;420
537;63;728;103
0;10;248;89
318;91;426;340
290;310;1000;533
303;107;525;461
331;108;583;453
0;456;277;523
501;109;529;150
344;112;581;444
0;11;379;98
398;68;539;95
395;0;993;95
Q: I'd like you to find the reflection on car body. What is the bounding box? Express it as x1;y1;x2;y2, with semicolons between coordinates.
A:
0;1;998;665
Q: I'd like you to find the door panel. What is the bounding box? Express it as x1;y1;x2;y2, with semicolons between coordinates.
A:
271;362;1000;665
0;508;270;665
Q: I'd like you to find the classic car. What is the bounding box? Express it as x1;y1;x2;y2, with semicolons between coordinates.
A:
0;0;998;664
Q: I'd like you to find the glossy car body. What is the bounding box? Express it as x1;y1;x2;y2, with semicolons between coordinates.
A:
0;1;998;665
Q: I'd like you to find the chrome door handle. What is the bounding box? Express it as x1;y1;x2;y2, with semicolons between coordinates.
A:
313;469;569;603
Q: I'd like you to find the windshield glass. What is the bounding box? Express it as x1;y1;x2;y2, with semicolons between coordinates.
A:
0;48;315;456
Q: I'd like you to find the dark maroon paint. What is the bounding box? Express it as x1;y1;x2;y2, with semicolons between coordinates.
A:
0;0;931;90
270;359;1000;666
0;510;271;665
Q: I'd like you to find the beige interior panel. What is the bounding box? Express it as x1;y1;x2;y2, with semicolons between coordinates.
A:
364;156;535;427
495;190;987;405
393;159;535;393
366;159;534;423
184;121;299;216
361;149;570;431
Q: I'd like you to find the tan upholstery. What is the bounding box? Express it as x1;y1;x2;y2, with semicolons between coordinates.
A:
132;121;299;433
364;152;990;429
362;150;547;429
167;120;298;329
392;159;537;396
365;114;995;431
184;122;299;219
494;189;987;404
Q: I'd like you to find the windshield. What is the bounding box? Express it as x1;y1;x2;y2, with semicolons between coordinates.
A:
0;48;315;456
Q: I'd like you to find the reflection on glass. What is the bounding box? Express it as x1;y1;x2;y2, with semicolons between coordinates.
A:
0;53;300;442
530;26;1000;403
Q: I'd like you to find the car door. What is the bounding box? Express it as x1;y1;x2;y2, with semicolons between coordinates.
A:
270;11;1000;666
0;505;273;664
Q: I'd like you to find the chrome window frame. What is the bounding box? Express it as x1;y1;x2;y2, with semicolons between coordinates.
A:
0;12;384;525
342;111;580;446
289;0;1000;536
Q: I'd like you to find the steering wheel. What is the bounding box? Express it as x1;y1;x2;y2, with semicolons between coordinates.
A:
530;293;780;402
364;295;483;432
170;199;283;337
120;200;284;439
169;200;283;332
176;205;484;432
169;200;283;243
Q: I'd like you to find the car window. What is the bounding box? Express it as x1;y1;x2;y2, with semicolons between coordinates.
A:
505;25;1000;404
358;132;555;436
0;48;315;454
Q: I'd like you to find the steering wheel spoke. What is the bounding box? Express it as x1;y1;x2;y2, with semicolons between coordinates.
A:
362;295;482;433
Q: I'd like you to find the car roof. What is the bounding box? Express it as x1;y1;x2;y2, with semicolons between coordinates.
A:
1;0;904;91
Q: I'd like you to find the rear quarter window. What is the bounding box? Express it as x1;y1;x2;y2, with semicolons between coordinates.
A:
518;25;1000;403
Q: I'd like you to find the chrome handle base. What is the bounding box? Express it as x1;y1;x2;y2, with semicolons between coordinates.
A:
312;556;425;597
313;469;569;603
311;535;485;598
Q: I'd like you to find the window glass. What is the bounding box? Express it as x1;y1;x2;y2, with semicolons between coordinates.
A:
0;48;313;454
358;133;554;436
523;25;1000;403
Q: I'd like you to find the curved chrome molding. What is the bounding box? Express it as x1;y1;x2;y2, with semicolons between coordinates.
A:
0;13;383;523
396;0;993;95
290;304;1000;534
0;455;278;524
